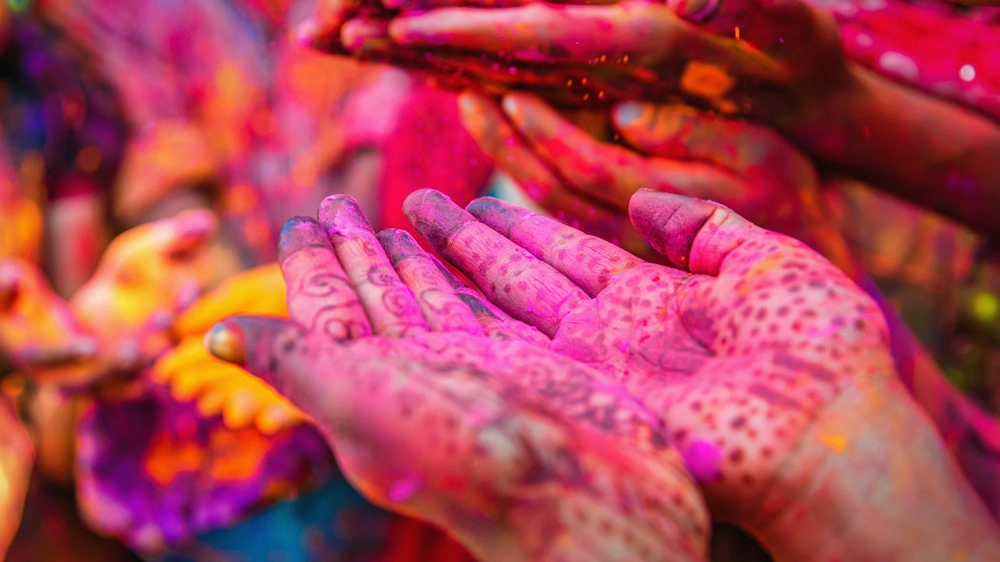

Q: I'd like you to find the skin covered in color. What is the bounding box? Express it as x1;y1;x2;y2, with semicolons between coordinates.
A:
398;189;1000;561
297;0;1000;242
208;196;711;562
457;91;1000;521
212;191;1000;561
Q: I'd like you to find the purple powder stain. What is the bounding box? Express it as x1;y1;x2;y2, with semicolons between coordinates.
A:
682;439;722;483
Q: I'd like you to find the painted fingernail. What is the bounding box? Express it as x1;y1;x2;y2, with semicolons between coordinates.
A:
205;322;247;365
614;102;644;127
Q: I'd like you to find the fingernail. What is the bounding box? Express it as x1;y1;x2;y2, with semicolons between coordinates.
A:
278;216;332;263
205;322;247;365
466;197;531;237
376;228;422;266
318;195;374;236
614;102;644;127
402;189;473;249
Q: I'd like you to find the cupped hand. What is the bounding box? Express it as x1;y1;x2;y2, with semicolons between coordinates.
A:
150;264;308;435
458;91;854;271
202;195;711;561
67;210;222;390
207;320;709;562
338;0;848;120
403;189;1000;560
0;258;98;382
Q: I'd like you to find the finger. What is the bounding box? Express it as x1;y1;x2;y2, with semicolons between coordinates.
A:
457;92;655;256
0;265;17;311
206;316;352;431
384;0;539;10
221;387;263;430
110;210;217;268
426;254;551;345
376;228;485;334
157;209;218;259
256;402;311;436
403;189;589;337
502;93;749;211
389;3;695;65
613;101;815;185
13;338;100;369
344;22;578;97
669;0;829;59
319;196;429;338
629;189;810;277
278;217;373;339
391;2;775;81
294;0;362;52
457;91;564;207
466;197;649;297
172;264;288;338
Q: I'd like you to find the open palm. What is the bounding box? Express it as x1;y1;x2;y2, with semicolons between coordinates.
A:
403;189;938;554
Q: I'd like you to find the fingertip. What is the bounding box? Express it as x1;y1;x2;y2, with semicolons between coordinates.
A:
465;196;531;236
375;228;422;265
174;208;218;237
278;216;332;263
500;92;547;129
457;90;496;129
318;194;374;236
627;190;705;261
402;189;470;249
205;320;248;366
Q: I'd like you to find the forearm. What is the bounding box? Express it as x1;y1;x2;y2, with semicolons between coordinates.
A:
780;65;1000;241
755;380;1000;562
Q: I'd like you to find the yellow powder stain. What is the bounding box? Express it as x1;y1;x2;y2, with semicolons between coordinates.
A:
818;432;848;453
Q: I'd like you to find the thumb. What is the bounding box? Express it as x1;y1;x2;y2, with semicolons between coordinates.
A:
628;190;756;275
205;315;330;421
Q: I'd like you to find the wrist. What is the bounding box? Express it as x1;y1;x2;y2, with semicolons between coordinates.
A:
774;64;1000;239
751;379;1000;562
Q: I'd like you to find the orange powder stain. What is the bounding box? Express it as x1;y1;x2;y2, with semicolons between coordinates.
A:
144;434;208;486
208;427;275;482
680;61;735;100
